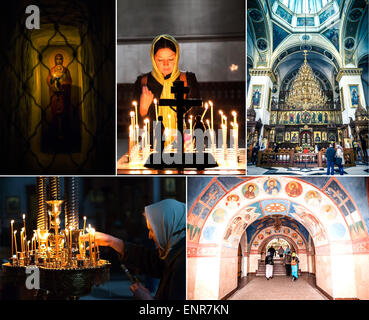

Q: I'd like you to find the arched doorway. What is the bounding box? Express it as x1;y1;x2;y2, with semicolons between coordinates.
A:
187;177;369;300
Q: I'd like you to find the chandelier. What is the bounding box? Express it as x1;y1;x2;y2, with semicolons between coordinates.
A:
286;50;327;110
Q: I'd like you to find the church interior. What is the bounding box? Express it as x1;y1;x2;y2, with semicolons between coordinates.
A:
0;176;185;299
116;0;246;174
247;0;369;175
0;0;116;175
187;176;369;300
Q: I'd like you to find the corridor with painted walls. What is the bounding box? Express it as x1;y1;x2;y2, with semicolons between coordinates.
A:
187;176;369;300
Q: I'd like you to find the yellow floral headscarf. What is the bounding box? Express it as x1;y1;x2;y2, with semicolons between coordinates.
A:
150;34;181;135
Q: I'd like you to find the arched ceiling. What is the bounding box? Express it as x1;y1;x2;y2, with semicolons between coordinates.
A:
276;51;336;90
187;177;369;251
246;214;310;244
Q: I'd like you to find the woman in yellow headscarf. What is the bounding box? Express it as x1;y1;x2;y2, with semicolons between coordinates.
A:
134;34;200;133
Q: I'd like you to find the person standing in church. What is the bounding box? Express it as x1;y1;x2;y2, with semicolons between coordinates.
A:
134;34;200;135
265;252;274;280
291;252;299;281
251;142;260;165
278;246;284;258
335;145;345;175
325;144;336;175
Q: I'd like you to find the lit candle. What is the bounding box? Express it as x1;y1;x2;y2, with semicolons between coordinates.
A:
136;124;139;145
144;118;150;148
89;228;93;264
92;228;96;264
130;111;135;144
219;111;225;128
154;98;158;122
83;216;87;235
20;228;24;253
48;211;51;230
201;102;208;122
23;214;26;240
27;240;30;255
133;101;139;145
209;100;214;133
232;111;237;126
222;116;228;156
132;101;138;132
14;230;18;255
10;220;14;257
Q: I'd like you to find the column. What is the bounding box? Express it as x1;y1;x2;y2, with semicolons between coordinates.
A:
247;68;275;143
337;68;366;128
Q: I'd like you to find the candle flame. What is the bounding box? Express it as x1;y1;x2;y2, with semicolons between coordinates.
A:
204;102;208;109
84;216;86;220
11;220;14;224
144;118;149;124
208;100;213;107
23;214;25;220
232;111;237;116
130;111;135;117
132;100;137;107
14;230;17;235
154;98;157;104
219;110;223;115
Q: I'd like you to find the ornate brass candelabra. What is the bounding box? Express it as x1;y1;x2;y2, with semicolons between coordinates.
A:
2;177;110;299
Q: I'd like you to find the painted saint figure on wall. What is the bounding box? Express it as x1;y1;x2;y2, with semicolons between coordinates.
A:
47;53;72;141
264;179;280;195
349;85;359;108
252;89;261;107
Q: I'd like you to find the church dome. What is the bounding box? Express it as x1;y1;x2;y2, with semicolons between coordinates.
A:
278;0;334;14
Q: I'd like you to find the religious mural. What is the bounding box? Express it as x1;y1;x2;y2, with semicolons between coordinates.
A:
349;84;360;108
276;5;292;24
271;111;339;125
187;177;368;248
319;6;336;24
263;178;281;195
297;17;315;26
242;182;259;199
272;23;290;50
250;85;263;109
322;23;340;51
41;48;81;153
285;181;303;197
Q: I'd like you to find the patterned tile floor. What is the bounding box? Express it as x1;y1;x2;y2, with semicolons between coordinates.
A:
228;275;328;300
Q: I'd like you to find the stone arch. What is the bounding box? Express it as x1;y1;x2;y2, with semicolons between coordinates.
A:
187;177;367;300
257;234;299;255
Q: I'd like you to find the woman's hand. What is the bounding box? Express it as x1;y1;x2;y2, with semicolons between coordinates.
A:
130;282;154;300
140;86;154;117
80;231;124;255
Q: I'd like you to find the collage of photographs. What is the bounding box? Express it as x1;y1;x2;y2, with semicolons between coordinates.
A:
0;0;368;309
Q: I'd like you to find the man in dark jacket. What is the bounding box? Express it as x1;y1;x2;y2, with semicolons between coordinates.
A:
325;144;336;175
251;143;260;165
268;246;276;258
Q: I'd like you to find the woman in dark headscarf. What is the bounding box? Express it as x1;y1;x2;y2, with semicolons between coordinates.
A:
134;34;200;132
90;199;186;300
